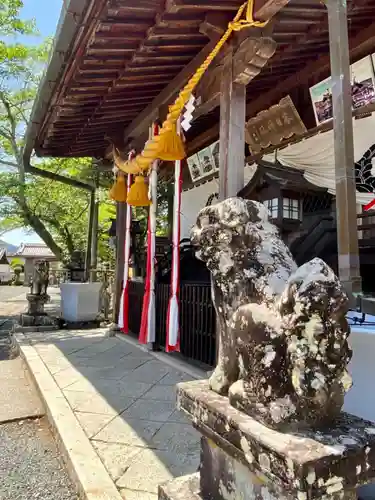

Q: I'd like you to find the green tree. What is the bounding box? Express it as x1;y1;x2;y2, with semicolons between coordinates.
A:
0;1;115;264
0;158;116;263
0;0;35;36
9;255;23;284
0;1;170;267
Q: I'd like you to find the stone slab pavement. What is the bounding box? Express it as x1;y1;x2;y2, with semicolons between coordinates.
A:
16;328;203;499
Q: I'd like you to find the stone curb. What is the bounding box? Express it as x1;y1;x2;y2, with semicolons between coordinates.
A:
14;332;123;500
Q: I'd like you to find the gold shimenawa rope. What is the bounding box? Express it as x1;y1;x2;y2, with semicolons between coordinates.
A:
113;0;269;176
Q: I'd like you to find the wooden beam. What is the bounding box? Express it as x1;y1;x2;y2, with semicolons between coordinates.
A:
253;0;290;21
199;12;229;40
246;19;375;119
186;19;375;155
122;34;223;146
122;0;287;146
194;36;276;118
219;48;246;199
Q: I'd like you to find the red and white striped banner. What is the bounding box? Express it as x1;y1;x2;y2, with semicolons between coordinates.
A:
166;157;182;352
139;124;159;344
118;153;134;333
364;199;375;211
166;119;183;352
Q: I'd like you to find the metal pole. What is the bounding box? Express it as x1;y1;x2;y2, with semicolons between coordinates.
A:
84;190;95;281
326;0;362;299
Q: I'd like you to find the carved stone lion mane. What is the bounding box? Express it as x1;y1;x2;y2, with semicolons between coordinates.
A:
31;260;49;296
191;197;352;430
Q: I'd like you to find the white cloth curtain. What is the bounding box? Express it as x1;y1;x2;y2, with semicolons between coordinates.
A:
263;114;375;205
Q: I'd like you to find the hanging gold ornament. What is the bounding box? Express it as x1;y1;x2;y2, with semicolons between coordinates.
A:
109;171;127;202
127;175;151;207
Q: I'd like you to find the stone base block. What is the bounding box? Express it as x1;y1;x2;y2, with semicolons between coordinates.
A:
13;324;59;334
19;313;59;328
60;319;101;330
200;437;356;500
176;380;375;500
159;474;202;500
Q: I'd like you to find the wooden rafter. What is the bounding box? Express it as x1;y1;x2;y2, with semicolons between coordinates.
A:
29;0;375;158
186;15;375;156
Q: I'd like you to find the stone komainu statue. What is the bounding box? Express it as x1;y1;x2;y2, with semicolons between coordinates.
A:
31;260;49;296
191;198;352;430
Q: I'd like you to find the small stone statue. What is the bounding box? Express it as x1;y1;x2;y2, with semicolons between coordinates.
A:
31;260;49;296
64;250;85;282
191;198;352;430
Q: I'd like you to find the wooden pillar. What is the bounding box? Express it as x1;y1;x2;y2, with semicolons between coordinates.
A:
215;46;247;363
113;201;126;323
84;190;95;281
89;197;99;282
219;46;246;200
326;0;362;298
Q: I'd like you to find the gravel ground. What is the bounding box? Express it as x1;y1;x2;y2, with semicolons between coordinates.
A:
0;417;78;500
0;308;77;500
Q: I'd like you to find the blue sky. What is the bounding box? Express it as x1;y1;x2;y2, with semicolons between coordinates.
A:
2;0;63;246
22;0;63;39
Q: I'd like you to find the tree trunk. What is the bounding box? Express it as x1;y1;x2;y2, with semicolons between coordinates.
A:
24;212;64;262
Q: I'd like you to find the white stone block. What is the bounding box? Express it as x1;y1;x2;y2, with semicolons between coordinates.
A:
60;282;102;322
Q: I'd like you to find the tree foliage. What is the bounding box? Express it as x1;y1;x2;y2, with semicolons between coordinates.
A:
0;1;116;264
0;0;35;36
0;1;170;267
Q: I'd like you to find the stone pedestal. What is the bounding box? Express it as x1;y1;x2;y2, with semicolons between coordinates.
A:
27;293;49;315
17;293;58;330
159;381;375;500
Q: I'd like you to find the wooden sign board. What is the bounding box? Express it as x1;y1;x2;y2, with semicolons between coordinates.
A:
245;96;307;154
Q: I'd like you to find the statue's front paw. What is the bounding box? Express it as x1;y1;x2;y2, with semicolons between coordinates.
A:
209;367;230;395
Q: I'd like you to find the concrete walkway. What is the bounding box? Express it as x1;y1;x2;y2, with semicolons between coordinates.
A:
16;328;201;499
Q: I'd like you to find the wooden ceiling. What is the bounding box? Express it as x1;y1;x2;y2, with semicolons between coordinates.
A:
33;0;375;158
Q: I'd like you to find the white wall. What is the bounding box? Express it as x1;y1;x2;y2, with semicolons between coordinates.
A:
344;320;375;498
181;179;219;240
0;264;11;282
344;327;375;422
181;165;257;241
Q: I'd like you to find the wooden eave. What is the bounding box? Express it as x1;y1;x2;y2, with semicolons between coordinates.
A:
239;161;328;200
27;0;375;159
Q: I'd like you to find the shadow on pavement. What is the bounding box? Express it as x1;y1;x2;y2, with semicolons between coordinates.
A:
22;328;201;498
